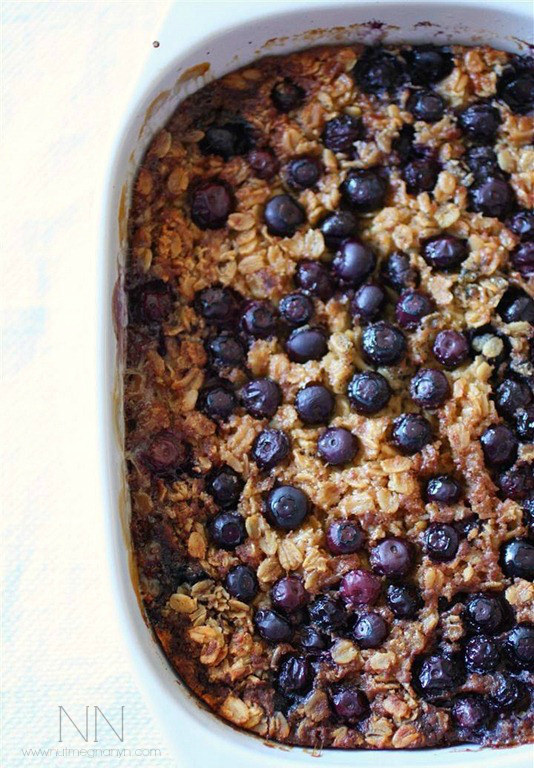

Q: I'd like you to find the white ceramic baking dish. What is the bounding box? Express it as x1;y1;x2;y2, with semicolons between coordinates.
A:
100;2;534;766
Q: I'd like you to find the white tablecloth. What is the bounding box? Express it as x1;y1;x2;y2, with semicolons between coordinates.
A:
2;3;178;766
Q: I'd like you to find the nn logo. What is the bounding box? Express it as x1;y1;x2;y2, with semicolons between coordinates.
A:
58;706;125;743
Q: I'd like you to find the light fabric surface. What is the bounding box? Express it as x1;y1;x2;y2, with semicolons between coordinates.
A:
2;3;178;766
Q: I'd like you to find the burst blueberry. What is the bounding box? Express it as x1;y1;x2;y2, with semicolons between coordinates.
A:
295;259;334;301
271;78;305;112
206;464;244;508
322;114;361;154
190;179;235;229
251;428;290;469
241;299;277;338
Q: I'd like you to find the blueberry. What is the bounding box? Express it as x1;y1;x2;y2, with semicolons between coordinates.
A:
402;156;440;193
195;285;241;328
251;428;290;469
497;287;534;324
341;169;388;212
408;89;445;122
326;520;365;555
432;330;470;369
392;124;415;164
247;149;279;180
199;121;253;159
190;179;235;229
495;378;531;419
361;322;407;366
490;674;527;712
279;292;314;327
353;48;405;94
480;424;518;468
209;512;246;550
470;177;515;219
330;686;370;723
206;465;244;508
225;565;258;602
500;537;534;580
241;378;282;419
264;194;305;236
254;608;292;642
308;595;347;631
272;576;309;613
458;102;501;142
422;235;468;270
286;327;328;363
511;241;534;277
465;145;500;177
413;653;464;698
404;46;454;85
502;623;534;671
241;299;277;338
295;384;335;425
351;283;386;322
395;290;433;329
464;593;505;634
352;612;389;648
506;209;534;241
386;583;422;619
298;626;330;652
321;114;361;154
271;78;305;112
391;413;433;455
370;537;414;578
410;368;450;409
286;156;322;190
464;635;500;674
332;239;376;287
318;210;358;250
198;382;237;421
452;695;490;731
317;427;358;466
424;523;460;562
499;73;534;114
381;252;418;292
277;655;312;695
515;405;534;442
265;485;311;530
208;332;245;369
143;430;190;477
347;371;391;415
425;475;462;505
340;569;382;607
295;259;334;301
129;280;172;325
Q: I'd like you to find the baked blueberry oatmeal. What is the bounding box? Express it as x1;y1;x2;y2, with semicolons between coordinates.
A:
124;43;534;749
